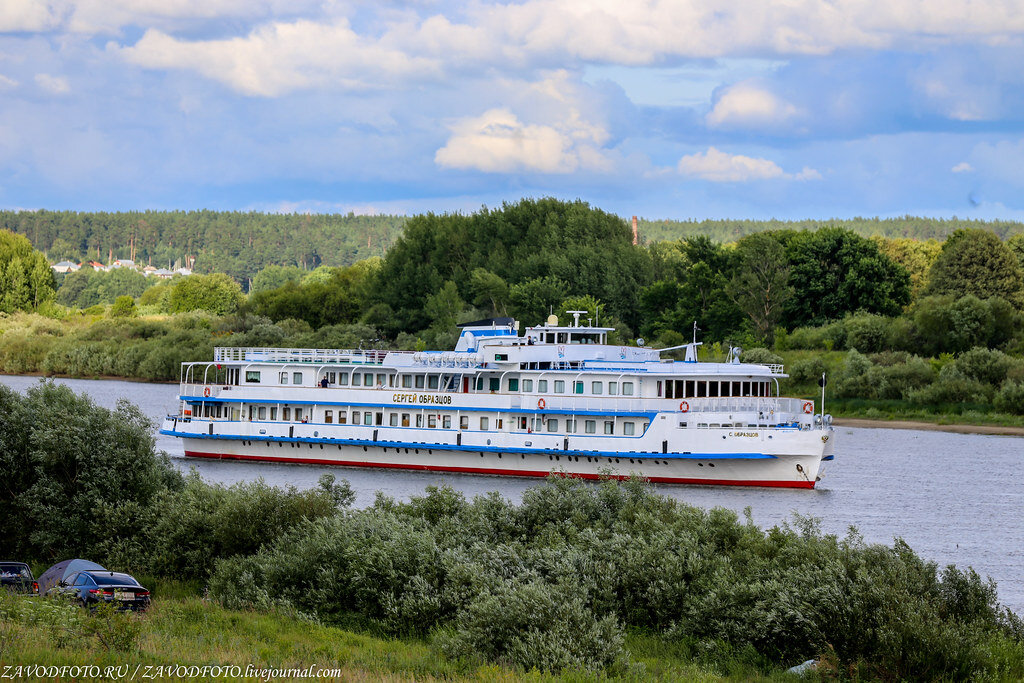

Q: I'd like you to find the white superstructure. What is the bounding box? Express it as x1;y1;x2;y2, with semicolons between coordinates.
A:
160;315;835;488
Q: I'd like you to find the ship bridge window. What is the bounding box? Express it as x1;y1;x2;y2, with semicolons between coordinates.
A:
245;371;261;383
623;382;634;396
557;332;568;343
508;378;519;392
554;380;565;393
708;382;719;398
279;372;288;385
545;333;555;343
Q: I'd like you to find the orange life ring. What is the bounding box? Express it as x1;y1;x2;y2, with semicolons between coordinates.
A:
679;401;689;412
803;401;813;414
537;398;546;410
203;387;211;397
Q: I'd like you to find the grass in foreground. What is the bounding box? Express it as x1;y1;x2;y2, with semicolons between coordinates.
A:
0;591;795;683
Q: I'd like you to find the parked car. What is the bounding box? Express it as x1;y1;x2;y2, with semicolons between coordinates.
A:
57;570;150;611
0;561;39;595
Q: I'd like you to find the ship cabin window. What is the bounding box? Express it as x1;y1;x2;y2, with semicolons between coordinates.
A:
608;382;618;396
377;373;386;387
508;378;519;392
258;407;267;420
339;373;349;386
642;421;649;432
295;408;304;421
604;421;614;434
566;419;577;433
402;413;410;427
489;378;499;392
429;415;439;429
545;333;556;343
547;419;558;432
442;415;451;428
657;380;662;397
557;332;568;343
460;415;469;429
326;372;336;384
497;418;503;429
293;372;303;385
428;375;439;389
364;374;374;387
270;407;278;421
495;353;508;361
574;381;584;394
339;412;347;424
522;379;533;392
390;414;398;426
708;382;719;398
585;420;596;434
231;408;240;420
245;371;261;383
248;406;253;420
622;382;634;396
554;380;565;393
592;381;603;395
415;375;425;389
538;379;548;392
325;410;333;424
402;375;412;388
518;417;528;430
352;410;360;424
416;414;424;427
623;422;635;435
480;416;489;430
279;372;288;384
531;418;544;431
283;407;291;421
364;413;374;426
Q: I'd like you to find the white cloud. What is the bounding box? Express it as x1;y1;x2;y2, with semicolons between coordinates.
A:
435;108;610;174
117;20;439;96
706;80;799;129
0;0;62;32
0;74;18;89
951;161;973;173
35;73;70;94
677;147;819;182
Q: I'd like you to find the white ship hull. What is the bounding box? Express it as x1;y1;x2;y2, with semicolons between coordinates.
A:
163;418;834;488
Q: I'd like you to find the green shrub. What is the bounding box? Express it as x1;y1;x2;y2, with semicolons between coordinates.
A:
844;312;892;353
955;346;1013;387
789;357;828;385
740;347;782;365
994;381;1024;415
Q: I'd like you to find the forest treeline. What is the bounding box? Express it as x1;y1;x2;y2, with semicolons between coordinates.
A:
3;381;1023;678
0;209;407;285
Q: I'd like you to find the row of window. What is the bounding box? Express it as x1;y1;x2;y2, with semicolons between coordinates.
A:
222;403;647;435
660;379;773;399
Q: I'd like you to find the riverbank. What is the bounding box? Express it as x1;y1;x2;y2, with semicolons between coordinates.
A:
833;417;1024;436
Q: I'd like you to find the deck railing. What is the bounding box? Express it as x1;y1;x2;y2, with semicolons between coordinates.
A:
213;347;409;364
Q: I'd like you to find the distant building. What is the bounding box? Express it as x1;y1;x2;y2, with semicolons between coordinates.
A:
87;261;107;271
175;267;192;276
51;260;81;274
111;259;136;269
151;268;175;279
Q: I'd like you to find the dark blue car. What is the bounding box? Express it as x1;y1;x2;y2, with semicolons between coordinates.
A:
58;570;150;611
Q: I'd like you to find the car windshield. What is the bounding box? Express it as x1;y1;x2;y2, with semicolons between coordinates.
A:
0;564;30;579
90;573;139;586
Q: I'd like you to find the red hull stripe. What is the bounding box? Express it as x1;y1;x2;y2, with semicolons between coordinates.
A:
183;450;815;489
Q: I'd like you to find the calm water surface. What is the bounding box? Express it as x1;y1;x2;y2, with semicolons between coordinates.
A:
4;374;1023;613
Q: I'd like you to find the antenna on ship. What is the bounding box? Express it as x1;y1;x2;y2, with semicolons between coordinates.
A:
692;321;700;345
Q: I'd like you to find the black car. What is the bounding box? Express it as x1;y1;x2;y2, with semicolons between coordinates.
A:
58;570;150;610
0;562;39;595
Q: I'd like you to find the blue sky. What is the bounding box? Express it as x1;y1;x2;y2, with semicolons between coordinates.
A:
2;1;1024;221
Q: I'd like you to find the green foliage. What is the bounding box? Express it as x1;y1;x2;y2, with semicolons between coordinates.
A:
728;232;792;345
108;295;136;318
251;264;305;293
0;229;56;312
927;229;1024;303
740;348;782;365
56;268;153;308
994;381;1024;415
167;273;244;315
782;227;911;327
0;381;182;559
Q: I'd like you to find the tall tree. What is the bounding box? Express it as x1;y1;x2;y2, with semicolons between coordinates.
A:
926;229;1023;304
729;233;793;345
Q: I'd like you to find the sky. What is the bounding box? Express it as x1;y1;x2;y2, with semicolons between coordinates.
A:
2;1;1024;220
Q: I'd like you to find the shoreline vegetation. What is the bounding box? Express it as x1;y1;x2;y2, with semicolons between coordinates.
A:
6;199;1024;432
2;382;1023;681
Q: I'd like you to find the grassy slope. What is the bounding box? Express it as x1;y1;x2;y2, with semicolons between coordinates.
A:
0;592;792;683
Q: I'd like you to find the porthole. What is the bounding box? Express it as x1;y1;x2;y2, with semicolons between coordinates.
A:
708;462;716;467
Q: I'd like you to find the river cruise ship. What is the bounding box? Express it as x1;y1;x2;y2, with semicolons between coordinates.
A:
161;313;835;488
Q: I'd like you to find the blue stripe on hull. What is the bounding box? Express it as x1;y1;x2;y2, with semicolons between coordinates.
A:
159;429;776;461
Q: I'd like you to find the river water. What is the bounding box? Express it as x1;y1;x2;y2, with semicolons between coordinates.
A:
4;374;1023;614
